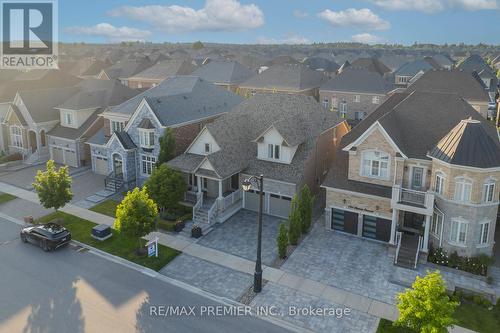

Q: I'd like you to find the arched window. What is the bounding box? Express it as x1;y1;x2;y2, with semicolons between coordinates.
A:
434;171;445;195
454;177;472;202
482;178;496;203
361;150;389;179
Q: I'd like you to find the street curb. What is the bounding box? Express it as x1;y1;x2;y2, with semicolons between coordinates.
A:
0;212;312;333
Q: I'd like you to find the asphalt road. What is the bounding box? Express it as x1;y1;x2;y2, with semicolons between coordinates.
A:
0;217;291;333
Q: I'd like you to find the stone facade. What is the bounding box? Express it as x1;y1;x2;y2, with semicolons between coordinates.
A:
238;87;319;101
319;90;387;120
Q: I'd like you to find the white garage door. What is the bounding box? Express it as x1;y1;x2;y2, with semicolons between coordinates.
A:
268;194;292;218
244;190;263;212
64;149;77;167
51;147;63;164
93;156;108;175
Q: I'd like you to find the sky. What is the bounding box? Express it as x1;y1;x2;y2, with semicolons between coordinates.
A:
59;0;500;45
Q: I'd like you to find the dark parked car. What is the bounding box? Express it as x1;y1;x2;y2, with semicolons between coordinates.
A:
20;223;71;251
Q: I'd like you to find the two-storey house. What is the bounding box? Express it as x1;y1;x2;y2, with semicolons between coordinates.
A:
323;91;500;268
168;93;349;226
191;60;255;92
124;60;197;89
86;76;243;190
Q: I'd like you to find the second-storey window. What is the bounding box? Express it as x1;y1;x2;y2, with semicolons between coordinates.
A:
64;112;73;126
141;155;156;175
450;219;468;244
478;221;490;245
204;143;211;154
322;98;329;109
339;101;347;118
10;126;22;148
267;144;280;160
139;130;155;148
362;151;389;179
482;180;495;203
354;95;360;103
431;210;444;237
454;178;472;202
111;120;125;133
331;96;338;108
435;172;445;195
372;96;380;104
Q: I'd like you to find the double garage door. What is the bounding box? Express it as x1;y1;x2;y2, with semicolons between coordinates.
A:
51;146;77;167
244;190;292;218
93;156;108;175
331;208;391;242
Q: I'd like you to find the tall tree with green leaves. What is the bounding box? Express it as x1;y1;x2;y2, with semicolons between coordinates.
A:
144;164;186;210
395;270;457;333
287;195;301;245
277;223;288;258
114;187;158;249
299;185;314;234
192;41;204;49
33;160;72;212
157;128;176;166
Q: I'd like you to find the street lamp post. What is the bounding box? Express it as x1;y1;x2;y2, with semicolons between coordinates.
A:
242;174;264;293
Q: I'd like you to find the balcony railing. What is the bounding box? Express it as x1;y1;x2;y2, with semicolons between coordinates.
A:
400;188;426;206
391;185;434;213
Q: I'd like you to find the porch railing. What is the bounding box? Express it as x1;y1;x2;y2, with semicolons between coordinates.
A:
193;192;203;217
219;189;242;212
394;231;403;264
414;236;423;269
207;200;218;224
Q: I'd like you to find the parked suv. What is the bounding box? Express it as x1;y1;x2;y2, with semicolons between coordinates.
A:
20;223;71;251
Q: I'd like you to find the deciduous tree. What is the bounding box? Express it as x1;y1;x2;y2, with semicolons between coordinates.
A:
157;128;176;165
33;160;72;212
144;164;186;210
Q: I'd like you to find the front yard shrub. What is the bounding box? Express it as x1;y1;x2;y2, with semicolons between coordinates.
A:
277;223;288;259
144;164;186;211
158;219;176;232
287;195;301;246
428;247;491;276
298;185;313;234
0;152;22;164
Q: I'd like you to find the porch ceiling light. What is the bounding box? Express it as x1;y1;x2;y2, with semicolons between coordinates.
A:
242;179;252;192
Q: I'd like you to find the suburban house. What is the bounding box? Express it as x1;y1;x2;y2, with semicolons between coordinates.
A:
393;58;440;87
431;54;454;70
79;60;113;79
238;63;326;100
97;58;155;85
319;68;391;121
124;60;197;89
406;69;491;119
302;57;340;77
322;91;500;268
86;76;243;190
46;80;139;168
191;60;255;92
350;58;392;77
457;54;499;100
1;87;79;164
168;93;349;227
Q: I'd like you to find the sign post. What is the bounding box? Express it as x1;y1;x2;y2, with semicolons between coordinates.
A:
146;237;158;258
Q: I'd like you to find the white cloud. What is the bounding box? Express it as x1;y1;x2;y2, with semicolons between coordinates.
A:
256;35;311;44
318;8;390;30
351;33;386;44
371;0;498;13
108;0;264;33
293;10;309;18
65;23;151;42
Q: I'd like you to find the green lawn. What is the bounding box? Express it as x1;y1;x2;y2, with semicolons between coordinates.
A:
0;193;16;204
36;211;180;271
89;199;120;218
377;302;500;333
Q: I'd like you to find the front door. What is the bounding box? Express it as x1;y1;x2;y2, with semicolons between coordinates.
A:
113;155;123;179
411;167;424;191
402;212;424;234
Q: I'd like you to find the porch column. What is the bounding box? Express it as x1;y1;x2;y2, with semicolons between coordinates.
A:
423;214;430;252
218;179;223;199
197;176;202;194
35;132;41;153
390;209;398;245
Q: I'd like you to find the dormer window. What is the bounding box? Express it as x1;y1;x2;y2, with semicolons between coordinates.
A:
111;120;125;133
139;129;155;148
267;144;280;160
64;112;73;126
204;143;211;154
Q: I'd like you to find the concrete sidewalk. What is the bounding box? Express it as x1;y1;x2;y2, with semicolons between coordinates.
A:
0;181;476;333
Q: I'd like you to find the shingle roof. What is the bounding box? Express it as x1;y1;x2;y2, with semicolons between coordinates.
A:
406;69;490;102
102;58;154;80
320;68;390;94
191;60;254;85
87;128;108;146
17;87;80;123
394;59;436;77
350;58;391;75
428;118;500;168
48;109;102;140
302;57;340;73
115;131;136;150
126;59;196;80
239;63;326;91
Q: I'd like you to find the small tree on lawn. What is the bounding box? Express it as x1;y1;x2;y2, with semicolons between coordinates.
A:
395;270;457;333
277;223;288;259
144;164;186;211
157;128;176;166
33;160;72;212
192;41;204;49
287;195;301;246
114;187;158;250
299;185;314;234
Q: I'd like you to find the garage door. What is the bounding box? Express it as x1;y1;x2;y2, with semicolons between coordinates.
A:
268;194;292;218
244;190;263;212
64;149;77;167
362;215;391;242
94;156;108;175
331;208;358;235
51;147;63;164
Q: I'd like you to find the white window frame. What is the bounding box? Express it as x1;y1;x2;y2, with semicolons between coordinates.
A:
353;95;360;103
139;129;155;148
204;143;211;154
431;210;443;237
322;98;329;109
372;96;380;104
141;155;156;175
450;218;468;245
331;96;338;108
435;172;445;195
482;179;495;203
111;120;125;133
339;101;347;118
64;112;74;126
478;221;490;245
267;144;280;160
454;177;472;202
10;126;23;148
360;150;390;180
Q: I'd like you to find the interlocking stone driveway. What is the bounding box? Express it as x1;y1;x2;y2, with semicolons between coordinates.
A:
250;282;379;333
160;254;253;300
198;210;284;266
281;223;405;305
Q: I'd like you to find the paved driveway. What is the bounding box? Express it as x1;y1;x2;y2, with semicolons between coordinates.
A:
282;222;405;305
198;210;284;266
